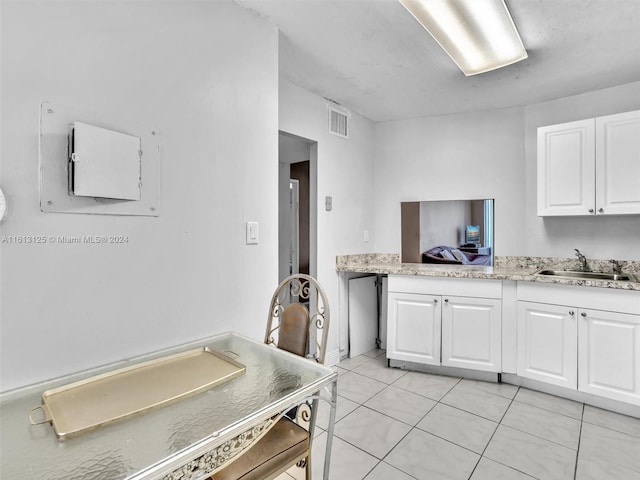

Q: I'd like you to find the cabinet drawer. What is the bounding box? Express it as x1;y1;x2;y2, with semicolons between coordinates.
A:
517;282;640;315
388;275;501;298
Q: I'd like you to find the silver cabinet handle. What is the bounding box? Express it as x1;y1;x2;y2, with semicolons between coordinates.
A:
581;312;587;317
569;311;575;316
588;208;594;213
598;208;604;213
433;299;438;304
444;298;449;303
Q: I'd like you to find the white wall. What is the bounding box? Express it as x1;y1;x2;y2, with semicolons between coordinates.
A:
373;108;526;256
279;79;376;364
523;81;640;260
0;1;278;391
373;82;640;262
419;200;471;252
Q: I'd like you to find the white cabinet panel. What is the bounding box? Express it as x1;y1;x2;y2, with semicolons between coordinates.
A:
578;309;640;404
387;292;440;365
596;111;640;215
517;301;577;389
537;119;595;216
442;296;502;372
388;275;501;299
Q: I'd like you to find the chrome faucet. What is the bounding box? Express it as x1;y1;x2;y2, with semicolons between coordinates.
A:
609;259;622;274
574;249;589;271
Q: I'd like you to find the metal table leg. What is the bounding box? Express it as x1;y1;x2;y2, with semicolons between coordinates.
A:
323;378;338;480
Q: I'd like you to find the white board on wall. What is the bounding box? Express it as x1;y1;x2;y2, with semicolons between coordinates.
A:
39;101;161;216
348;275;378;357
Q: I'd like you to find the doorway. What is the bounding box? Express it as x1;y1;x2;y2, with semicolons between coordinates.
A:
278;132;317;281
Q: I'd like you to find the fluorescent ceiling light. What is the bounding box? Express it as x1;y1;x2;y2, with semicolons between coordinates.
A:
399;0;528;76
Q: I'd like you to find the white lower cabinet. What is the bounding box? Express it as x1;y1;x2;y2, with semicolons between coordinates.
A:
441;296;502;372
387;276;502;373
517;295;640;406
387;292;441;365
383;277;640;408
578;309;640;404
517;301;577;389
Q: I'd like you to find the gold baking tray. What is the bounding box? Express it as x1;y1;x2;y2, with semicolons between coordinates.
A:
29;348;245;440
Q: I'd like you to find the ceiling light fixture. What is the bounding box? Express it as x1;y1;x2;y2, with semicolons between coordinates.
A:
399;0;528;76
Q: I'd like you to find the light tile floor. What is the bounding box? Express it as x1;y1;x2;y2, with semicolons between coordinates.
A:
276;349;640;480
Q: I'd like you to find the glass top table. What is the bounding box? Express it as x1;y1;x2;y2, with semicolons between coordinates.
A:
0;332;338;480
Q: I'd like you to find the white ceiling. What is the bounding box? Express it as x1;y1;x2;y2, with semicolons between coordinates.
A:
235;0;640;121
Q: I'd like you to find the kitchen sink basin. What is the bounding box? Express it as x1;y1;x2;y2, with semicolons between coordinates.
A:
535;269;638;282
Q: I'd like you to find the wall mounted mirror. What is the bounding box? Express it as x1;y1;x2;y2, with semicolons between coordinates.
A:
401;199;494;266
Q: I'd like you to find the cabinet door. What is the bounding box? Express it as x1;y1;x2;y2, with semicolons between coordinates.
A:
537;119;595;216
517;301;577;389
578;309;640;404
387;292;441;365
441;296;502;372
596;110;640;215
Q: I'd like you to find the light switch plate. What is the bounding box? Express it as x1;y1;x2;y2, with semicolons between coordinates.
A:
325;196;332;211
246;221;259;245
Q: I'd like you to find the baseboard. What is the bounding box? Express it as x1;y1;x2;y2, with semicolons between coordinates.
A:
325;348;341;367
389;359;499;383
502;374;640;419
385;362;639;418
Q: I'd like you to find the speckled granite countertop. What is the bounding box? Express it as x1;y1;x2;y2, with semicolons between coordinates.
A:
336;254;640;291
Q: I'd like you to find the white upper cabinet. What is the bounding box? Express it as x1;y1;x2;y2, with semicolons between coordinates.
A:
595;111;640;215
537;110;640;216
537;119;595;216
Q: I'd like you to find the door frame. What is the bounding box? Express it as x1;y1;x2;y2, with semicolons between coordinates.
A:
278;131;317;280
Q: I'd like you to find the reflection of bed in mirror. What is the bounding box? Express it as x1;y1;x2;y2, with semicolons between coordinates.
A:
401;199;494;266
421;245;492;266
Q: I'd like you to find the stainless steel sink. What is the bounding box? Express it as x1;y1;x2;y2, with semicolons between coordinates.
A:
535;269;638;282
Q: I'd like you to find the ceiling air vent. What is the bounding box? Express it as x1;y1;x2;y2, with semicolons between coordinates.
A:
328;106;349;139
